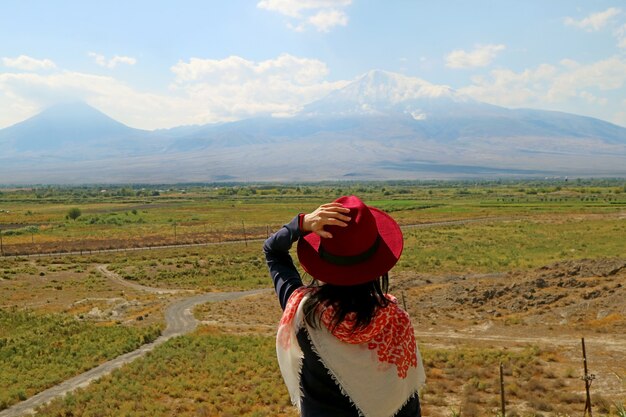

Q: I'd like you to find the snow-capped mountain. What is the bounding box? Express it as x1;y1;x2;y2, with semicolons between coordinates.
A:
301;70;485;119
1;71;625;184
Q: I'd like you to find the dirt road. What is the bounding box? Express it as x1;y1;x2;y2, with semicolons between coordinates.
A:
95;264;192;294
1;216;507;259
414;329;626;354
0;286;267;417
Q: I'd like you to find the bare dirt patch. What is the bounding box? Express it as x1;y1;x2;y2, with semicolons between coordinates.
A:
0;261;180;327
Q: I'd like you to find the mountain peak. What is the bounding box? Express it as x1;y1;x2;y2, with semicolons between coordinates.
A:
358;69;407;84
352;69;459;101
34;102;123;125
300;70;471;117
357;69;427;87
0;101;145;152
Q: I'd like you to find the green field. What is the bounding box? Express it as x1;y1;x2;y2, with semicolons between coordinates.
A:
0;309;161;410
1;180;625;416
30;331;623;417
1;180;624;256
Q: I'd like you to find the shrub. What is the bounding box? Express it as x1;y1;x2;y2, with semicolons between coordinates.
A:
66;207;82;220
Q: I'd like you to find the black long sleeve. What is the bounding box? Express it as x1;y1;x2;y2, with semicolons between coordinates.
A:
263;215;305;310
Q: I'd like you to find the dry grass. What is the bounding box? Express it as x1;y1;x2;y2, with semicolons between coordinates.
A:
2;183;625;416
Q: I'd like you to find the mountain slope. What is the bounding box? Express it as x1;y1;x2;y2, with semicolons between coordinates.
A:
169;70;625;151
1;103;137;150
301;70;626;143
1;71;625;184
0;102;169;159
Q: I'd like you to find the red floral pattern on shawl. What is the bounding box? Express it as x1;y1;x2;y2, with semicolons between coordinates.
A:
279;287;417;378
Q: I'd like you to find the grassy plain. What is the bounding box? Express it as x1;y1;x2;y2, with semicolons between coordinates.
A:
30;331;575;417
1;180;625;416
34;331;295;417
0;309;160;410
1;180;624;255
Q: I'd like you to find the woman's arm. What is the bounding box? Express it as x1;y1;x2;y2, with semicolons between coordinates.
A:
263;214;305;310
264;204;351;310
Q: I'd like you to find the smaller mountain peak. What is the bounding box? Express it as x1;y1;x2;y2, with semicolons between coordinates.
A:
39;101;105;117
46;100;94;110
30;101;134;130
3;101;139;148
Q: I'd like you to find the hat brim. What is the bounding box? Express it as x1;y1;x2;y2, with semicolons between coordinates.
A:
297;206;403;286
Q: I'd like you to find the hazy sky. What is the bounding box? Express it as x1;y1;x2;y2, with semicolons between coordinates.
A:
1;0;625;129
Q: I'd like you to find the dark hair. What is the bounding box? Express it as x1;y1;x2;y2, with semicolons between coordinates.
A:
303;273;389;332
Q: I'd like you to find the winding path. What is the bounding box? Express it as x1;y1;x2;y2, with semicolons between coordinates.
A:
0;270;268;417
95;265;192;294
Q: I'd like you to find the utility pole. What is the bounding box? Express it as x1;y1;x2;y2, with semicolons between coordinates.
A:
582;337;595;417
0;228;3;256
499;362;506;417
242;220;247;246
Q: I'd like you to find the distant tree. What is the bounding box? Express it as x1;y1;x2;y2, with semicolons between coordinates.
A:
24;226;38;234
67;207;82;220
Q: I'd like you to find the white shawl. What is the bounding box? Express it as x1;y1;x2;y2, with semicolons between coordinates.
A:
276;287;426;417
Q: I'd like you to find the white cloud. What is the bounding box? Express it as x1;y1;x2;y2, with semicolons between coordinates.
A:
459;56;626;125
559;58;580;69
286;22;307;32
257;0;351;32
172;54;329;84
0;70;189;129
170;54;347;120
89;52;107;67
308;9;348;31
0;53;347;130
579;91;608;105
551;57;626;95
89;52;137;69
564;7;621;31
445;44;505;69
565;8;626;49
109;56;137;67
257;0;351;17
462;57;626;106
2;55;56;71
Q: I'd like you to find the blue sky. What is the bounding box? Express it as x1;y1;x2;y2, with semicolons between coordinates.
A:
1;0;625;129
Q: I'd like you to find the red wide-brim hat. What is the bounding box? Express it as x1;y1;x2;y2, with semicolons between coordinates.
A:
297;196;403;286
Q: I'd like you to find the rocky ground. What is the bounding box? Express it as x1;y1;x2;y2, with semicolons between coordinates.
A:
399;258;626;333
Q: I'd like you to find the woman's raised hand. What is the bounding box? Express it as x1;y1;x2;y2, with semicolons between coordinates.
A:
302;203;351;239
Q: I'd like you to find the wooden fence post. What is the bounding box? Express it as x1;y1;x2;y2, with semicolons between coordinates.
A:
499;362;506;417
582;337;595;417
